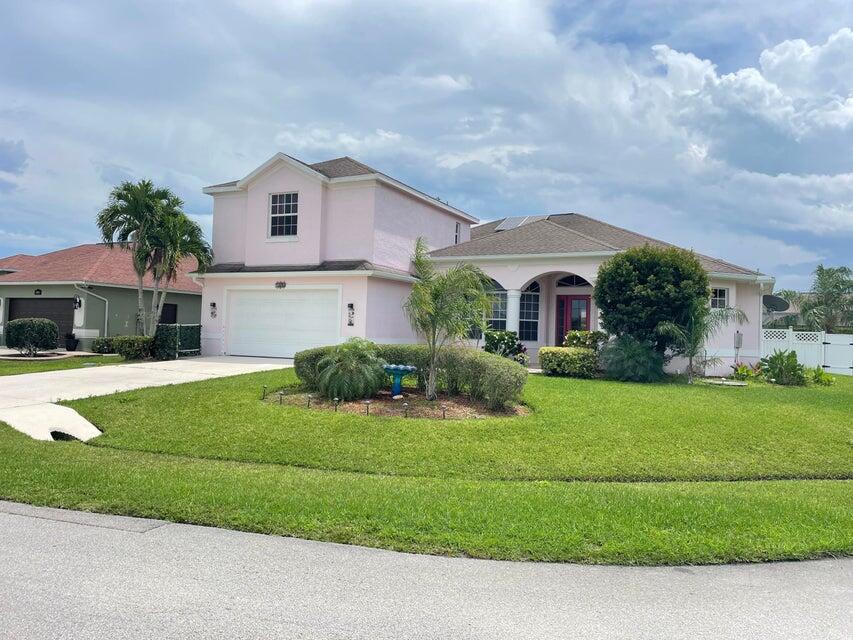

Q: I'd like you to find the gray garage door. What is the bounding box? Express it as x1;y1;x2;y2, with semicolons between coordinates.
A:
8;298;75;338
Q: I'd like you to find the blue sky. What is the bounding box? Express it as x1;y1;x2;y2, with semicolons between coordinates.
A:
1;0;851;290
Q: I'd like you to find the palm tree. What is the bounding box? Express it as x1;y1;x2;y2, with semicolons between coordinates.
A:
778;265;852;332
403;238;493;400
657;302;748;383
97;180;176;334
148;211;213;332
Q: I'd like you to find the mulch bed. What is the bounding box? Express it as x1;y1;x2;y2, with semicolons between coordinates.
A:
266;388;527;419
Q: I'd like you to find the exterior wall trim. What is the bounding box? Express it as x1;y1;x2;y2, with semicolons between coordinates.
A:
0;280;201;295
196;270;416;283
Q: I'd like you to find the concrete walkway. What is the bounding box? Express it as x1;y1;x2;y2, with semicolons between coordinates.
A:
0;501;849;639
0;356;291;440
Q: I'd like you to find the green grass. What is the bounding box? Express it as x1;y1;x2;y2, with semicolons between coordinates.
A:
0;425;850;564
0;369;849;564
0;355;123;376
71;370;853;482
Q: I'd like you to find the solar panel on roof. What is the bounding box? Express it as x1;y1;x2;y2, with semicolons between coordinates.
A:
495;215;549;232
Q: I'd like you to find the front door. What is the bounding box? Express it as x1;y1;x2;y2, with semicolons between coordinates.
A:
556;295;590;344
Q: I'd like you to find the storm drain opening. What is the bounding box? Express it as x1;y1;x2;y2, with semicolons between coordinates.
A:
50;431;81;442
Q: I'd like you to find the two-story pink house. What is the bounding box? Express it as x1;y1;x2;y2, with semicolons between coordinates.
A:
197;153;774;374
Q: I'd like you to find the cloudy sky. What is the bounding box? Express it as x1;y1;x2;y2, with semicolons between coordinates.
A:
1;1;851;289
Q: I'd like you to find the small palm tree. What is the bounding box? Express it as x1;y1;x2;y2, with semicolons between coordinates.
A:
404;238;493;400
657;303;748;383
778;265;852;332
97;180;177;335
148;209;212;332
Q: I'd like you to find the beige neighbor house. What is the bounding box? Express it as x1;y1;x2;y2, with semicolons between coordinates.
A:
197;152;774;375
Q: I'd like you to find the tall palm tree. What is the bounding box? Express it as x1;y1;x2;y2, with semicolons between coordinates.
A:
148;211;213;332
97;180;175;334
403;238;493;400
657;302;748;383
778;265;852;332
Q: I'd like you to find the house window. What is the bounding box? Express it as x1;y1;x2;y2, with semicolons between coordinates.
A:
711;288;728;309
454;221;461;245
270;192;298;237
470;282;506;338
556;274;591;287
519;281;540;341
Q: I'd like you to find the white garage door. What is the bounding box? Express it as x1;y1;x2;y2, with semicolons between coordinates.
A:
227;288;340;358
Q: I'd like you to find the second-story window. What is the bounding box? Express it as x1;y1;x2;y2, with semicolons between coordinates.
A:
454;221;461;244
270;192;298;237
710;287;728;309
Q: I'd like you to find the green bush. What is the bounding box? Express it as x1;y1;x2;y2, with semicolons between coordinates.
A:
111;335;154;360
594;245;709;352
563;330;608;351
316;338;387;401
90;337;116;354
539;347;598;378
484;330;529;367
294;343;527;410
759;350;806;386
600;335;665;382
5;318;59;356
810;366;835;386
730;362;761;381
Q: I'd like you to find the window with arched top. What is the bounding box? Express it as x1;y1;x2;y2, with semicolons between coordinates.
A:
556;274;591;287
520;280;540;341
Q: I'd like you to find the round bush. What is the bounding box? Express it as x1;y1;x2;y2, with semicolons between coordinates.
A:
600;335;665;383
5;317;60;356
594;245;709;352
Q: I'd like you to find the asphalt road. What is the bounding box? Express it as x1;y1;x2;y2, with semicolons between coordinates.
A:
1;501;850;639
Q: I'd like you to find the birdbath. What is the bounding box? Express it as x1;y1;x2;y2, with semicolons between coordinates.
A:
383;364;417;397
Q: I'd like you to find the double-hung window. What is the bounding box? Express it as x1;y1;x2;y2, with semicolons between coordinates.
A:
470;285;507;338
519;281;540;341
454;221;461;244
710;287;728;309
270;192;298;238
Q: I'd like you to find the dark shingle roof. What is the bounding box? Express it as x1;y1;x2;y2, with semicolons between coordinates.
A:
432;213;761;275
309;156;377;178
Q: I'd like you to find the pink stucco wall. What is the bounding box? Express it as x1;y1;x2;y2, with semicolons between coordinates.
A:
365;278;419;343
211;193;247;264
373;183;471;271
322;183;376;262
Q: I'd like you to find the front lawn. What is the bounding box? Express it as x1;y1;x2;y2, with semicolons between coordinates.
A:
73;369;853;482
0;355;124;376
0;370;850;565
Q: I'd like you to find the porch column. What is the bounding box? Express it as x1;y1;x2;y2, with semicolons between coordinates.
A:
506;289;521;334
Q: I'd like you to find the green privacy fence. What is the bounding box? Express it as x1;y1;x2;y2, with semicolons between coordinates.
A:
154;324;201;360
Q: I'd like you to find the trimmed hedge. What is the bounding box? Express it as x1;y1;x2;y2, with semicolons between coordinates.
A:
5;318;59;356
539;347;598;378
91;337;116;354
295;343;527;410
563;330;608;351
111;336;154;360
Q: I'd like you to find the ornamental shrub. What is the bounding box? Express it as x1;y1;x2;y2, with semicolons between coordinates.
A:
91;337;116;354
5;318;59;356
810;366;835;387
316;338;388;401
593;245;709;352
539;347;598;378
600;335;665;383
111;335;154;360
563;330;608;351
760;350;806;386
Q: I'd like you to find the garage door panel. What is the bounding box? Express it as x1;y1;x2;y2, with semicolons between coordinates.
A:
227;289;339;358
8;298;75;338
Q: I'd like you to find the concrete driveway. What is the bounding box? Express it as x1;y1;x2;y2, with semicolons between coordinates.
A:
1;501;850;640
0;356;291;440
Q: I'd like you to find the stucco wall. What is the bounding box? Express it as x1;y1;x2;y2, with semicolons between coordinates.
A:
322;183;375;262
365;278;418;343
372;183;471;272
211;192;248;264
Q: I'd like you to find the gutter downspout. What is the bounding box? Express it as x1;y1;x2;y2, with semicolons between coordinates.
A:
74;283;109;338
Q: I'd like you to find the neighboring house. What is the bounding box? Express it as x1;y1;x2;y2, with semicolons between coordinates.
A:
198;153;773;373
0;244;202;350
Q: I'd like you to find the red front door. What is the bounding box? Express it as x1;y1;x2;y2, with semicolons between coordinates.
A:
556;295;591;344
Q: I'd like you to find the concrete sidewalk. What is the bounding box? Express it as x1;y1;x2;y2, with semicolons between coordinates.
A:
0;356;291;440
0;501;850;640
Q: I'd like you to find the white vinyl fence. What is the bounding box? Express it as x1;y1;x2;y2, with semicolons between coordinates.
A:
761;328;853;376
